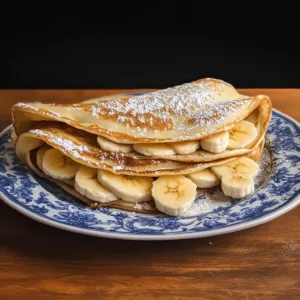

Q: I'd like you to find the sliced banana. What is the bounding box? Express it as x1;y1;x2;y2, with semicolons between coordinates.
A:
97;135;133;153
97;170;153;203
200;131;229;153
152;175;197;216
211;157;259;179
133;143;176;156
227;120;257;149
172;140;200;155
211;157;258;199
36;145;51;170
186;168;220;188
75;166;118;203
42;148;80;181
221;173;254;198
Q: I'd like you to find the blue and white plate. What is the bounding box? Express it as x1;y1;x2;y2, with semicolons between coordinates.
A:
0;101;299;240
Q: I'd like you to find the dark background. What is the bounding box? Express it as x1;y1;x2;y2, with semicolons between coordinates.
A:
1;9;300;89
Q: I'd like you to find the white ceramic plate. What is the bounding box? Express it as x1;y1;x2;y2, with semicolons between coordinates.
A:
1;96;299;240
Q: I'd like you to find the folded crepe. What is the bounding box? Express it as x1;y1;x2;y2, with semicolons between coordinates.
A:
11;78;272;216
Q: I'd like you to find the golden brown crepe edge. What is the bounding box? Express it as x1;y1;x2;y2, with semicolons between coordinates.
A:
11;87;271;144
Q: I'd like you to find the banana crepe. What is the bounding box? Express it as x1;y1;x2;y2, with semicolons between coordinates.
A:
11;78;271;216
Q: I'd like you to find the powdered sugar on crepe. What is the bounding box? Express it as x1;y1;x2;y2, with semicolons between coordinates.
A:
30;129;90;160
133;202;152;210
192;100;248;128
28;128;167;170
15;103;40;111
88;81;251;136
15;103;61;117
91;82;215;118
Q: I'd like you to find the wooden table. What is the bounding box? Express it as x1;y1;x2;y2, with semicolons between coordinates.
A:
1;89;299;300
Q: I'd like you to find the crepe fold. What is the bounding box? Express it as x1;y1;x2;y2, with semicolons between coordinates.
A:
12;78;271;143
16;131;265;213
11;78;271;213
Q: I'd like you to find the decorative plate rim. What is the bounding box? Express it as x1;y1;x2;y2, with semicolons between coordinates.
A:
0;107;299;241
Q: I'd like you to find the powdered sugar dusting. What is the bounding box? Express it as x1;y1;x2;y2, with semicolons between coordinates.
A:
15;103;39;111
192;100;247;128
113;165;124;171
66;106;82;112
88;81;250;135
184;197;219;216
90;82;214;119
133;202;152;210
255;146;273;187
30;129;90;160
14;103;61;117
133;203;143;210
47;110;61;117
28;128;165;170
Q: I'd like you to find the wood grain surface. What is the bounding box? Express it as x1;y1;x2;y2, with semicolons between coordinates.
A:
0;88;299;300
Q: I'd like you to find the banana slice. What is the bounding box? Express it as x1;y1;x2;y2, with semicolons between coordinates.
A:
221;173;254;198
186;168;220;188
97;170;153;203
172;140;200;155
36;145;51;170
75;166;118;203
200;131;229;153
97;135;133;153
227;120;257;149
42;148;80;181
133;143;176;156
152;175;197;216
211;157;259;179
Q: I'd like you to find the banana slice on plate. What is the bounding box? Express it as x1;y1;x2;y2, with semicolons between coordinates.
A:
97;170;153;203
36;145;51;170
211;157;259;199
42;148;80;181
186;168;220;188
152;175;197;216
221;173;254;199
211;157;259;179
200;131;229;153
97;135;133;153
75;166;118;203
227;120;257;149
133;143;176;156
172;140;200;155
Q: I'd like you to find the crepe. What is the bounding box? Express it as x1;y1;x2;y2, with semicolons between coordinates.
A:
15;122;263;176
20;133;265;213
11;77;271;215
12;78;271;142
12;78;271;164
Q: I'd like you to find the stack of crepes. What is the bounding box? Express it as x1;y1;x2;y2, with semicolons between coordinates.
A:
11;78;272;216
